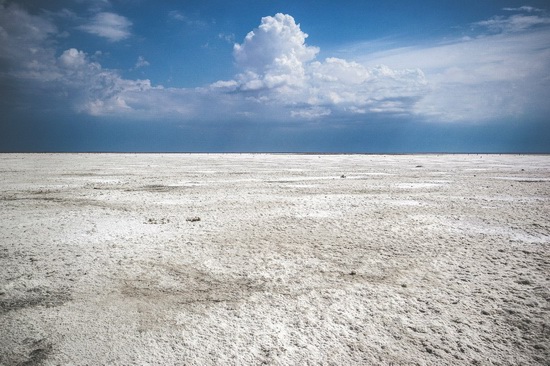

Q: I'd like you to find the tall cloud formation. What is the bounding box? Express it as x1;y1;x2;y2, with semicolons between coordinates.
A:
213;14;427;119
233;13;319;91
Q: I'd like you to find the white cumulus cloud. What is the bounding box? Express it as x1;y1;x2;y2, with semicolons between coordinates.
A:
59;48;87;68
53;48;157;116
213;13;427;118
234;14;319;76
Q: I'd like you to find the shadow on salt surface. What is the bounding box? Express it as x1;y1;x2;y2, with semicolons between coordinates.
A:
118;261;266;309
0;287;72;314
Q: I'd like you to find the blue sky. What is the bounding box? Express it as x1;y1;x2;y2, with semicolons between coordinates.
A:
1;0;549;152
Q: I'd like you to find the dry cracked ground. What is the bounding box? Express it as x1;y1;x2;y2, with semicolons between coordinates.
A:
0;154;549;365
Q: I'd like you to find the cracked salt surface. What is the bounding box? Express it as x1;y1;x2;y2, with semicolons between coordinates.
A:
1;153;549;365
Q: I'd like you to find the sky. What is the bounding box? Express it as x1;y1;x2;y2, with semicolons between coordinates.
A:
1;0;549;152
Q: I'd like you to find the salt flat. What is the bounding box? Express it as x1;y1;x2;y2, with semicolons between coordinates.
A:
0;154;549;365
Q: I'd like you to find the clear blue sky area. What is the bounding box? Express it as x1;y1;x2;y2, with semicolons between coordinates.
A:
1;0;549;152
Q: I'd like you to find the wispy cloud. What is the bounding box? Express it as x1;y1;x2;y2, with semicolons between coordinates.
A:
134;56;150;69
355;11;550;121
475;14;550;33
503;6;543;13
291;106;331;119
78;12;132;42
75;0;112;13
168;10;207;28
218;32;235;44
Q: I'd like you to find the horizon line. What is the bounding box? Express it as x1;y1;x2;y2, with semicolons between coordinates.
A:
1;151;549;155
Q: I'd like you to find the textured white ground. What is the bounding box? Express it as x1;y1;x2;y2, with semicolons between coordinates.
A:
0;154;549;365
